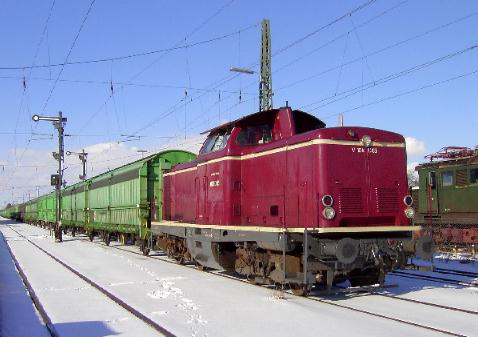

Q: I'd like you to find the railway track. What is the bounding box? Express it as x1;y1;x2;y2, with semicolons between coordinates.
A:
7;223;475;337
4;226;176;337
77;232;472;337
391;270;478;288
433;267;478;279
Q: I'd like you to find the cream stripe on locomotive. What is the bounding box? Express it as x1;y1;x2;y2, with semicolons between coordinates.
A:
164;139;405;177
152;221;420;234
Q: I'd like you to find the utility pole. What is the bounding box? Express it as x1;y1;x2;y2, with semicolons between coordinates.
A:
230;18;272;111
32;111;67;242
259;19;273;111
66;149;88;180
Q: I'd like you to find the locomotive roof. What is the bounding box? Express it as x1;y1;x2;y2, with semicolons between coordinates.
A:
416;154;478;170
201;107;326;134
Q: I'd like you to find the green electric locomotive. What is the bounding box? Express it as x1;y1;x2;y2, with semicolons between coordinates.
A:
414;146;478;248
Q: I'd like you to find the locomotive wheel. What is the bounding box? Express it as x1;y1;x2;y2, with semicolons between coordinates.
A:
247;275;258;285
290;284;308;296
105;233;111;246
140;241;150;256
195;261;208;271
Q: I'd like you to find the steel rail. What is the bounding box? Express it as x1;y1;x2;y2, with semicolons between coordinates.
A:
305;296;465;337
4;225;176;337
391;270;478;288
433;267;478;279
362;291;478;315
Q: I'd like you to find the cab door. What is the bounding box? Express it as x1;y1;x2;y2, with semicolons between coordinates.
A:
195;166;208;224
426;171;439;214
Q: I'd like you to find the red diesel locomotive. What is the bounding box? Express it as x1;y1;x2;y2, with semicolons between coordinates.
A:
152;107;431;294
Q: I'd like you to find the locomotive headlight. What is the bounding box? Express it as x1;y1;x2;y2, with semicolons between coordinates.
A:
361;135;372;147
323;207;336;220
403;195;413;206
321;194;334;207
404;207;415;219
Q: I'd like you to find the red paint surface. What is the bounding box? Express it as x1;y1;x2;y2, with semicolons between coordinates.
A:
163;107;410;229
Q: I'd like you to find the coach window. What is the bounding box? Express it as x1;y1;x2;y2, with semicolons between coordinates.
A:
200;129;232;154
442;171;454;187
236;124;273;146
470;168;478;184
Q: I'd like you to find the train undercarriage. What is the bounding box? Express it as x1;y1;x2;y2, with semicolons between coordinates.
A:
150;223;433;295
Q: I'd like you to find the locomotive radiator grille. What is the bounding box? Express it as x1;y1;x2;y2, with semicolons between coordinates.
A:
375;187;399;213
339;188;363;214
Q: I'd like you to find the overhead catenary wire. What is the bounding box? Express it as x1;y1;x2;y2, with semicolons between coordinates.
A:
5;0;96;203
0;23;259;71
129;0;380;137
277;9;478;92
76;0;238;136
0;75;256;96
40;0;97;113
301;43;478;111
184;0;408;131
272;0;378;57
321;68;478;120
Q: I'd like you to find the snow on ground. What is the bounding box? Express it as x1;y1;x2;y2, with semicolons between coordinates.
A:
412;254;478;273
2;219;478;337
0;231;50;337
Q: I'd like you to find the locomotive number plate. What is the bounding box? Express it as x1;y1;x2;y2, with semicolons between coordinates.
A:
352;147;378;154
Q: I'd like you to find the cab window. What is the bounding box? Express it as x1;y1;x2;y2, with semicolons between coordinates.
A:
293;110;325;134
236;125;273;146
428;171;437;189
200;129;231;154
442;171;454;187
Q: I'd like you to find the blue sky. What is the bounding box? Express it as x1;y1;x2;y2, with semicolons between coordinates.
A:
0;0;477;205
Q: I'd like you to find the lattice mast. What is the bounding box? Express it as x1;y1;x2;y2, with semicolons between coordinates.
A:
259;19;273;111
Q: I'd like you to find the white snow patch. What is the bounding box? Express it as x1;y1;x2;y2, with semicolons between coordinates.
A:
151;310;168;316
148;279;183;299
